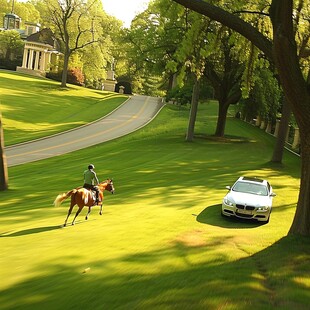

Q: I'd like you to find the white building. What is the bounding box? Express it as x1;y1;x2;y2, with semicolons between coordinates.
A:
2;11;61;77
16;28;61;77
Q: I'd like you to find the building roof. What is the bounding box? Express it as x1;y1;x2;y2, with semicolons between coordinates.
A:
26;28;60;50
4;13;21;19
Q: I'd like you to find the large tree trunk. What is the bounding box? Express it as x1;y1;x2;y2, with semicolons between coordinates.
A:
168;73;178;91
290;137;310;235
186;77;200;142
61;51;70;88
270;0;310;235
0;112;8;191
214;90;241;137
271;97;291;163
215;102;229;137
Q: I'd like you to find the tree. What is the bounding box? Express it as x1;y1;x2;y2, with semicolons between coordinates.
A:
203;29;243;137
42;0;101;87
13;1;41;24
172;0;310;236
271;98;291;162
143;1;245;138
0;0;11;20
239;67;281;125
0;30;24;61
80;6;122;87
186;75;200;141
33;0;121;88
0;111;8;191
122;1;189;95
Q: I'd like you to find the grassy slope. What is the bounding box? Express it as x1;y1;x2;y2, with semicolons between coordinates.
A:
0;96;309;308
0;70;127;145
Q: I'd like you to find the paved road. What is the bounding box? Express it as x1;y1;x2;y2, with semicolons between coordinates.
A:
5;95;164;167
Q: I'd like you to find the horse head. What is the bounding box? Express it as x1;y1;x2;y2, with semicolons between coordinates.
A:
102;179;115;194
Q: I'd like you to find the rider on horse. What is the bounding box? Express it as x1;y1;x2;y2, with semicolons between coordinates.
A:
83;164;100;205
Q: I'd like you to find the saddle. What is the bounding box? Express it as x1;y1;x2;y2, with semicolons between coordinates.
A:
90;190;99;204
81;185;100;205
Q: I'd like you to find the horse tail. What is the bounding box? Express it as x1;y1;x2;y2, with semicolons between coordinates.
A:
54;189;78;207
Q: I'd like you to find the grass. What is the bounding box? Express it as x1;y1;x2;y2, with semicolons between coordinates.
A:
0;74;309;309
0;70;128;145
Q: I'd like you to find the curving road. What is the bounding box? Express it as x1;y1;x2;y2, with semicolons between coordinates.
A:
5;95;164;167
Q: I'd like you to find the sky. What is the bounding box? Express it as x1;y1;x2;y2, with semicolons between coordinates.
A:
17;0;150;28
101;0;150;27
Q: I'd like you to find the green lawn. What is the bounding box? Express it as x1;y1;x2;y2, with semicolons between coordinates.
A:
0;75;309;309
0;70;127;145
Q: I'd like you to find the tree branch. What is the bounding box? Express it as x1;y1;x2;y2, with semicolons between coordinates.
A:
172;0;273;61
233;10;269;17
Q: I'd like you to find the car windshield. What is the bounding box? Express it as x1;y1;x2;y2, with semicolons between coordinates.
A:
232;181;268;196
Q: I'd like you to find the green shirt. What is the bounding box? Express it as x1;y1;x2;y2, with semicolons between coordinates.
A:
83;169;99;185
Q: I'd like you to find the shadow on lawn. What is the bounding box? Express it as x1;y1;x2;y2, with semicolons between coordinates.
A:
0;218;98;237
195;133;252;144
0;225;61;237
196;204;264;228
0;235;309;309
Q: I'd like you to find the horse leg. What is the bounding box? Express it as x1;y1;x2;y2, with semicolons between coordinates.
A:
64;205;74;227
72;207;83;225
99;204;103;215
85;207;91;220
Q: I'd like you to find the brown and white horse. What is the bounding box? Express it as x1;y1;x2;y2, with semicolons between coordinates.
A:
54;179;115;226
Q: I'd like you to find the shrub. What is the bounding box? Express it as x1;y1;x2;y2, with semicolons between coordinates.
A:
67;67;84;86
46;68;85;86
46;71;62;82
0;58;22;70
166;85;193;105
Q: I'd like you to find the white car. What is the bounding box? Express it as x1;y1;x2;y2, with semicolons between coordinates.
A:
222;176;276;223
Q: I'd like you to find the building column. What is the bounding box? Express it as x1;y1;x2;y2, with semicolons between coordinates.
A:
40;51;46;70
34;51;40;70
47;52;52;71
28;49;34;69
22;48;28;68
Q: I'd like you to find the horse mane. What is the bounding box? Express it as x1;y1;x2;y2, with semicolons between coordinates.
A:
98;181;108;190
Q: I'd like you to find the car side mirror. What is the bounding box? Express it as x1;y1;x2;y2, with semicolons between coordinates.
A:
226;186;231;190
270;192;276;197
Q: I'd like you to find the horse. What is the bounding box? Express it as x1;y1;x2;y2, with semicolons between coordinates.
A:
54;179;115;226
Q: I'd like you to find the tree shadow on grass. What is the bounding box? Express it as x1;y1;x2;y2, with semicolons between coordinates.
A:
195;133;253;144
196;204;264;229
0;235;309;309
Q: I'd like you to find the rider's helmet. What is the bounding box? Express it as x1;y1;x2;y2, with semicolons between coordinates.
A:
88;164;95;170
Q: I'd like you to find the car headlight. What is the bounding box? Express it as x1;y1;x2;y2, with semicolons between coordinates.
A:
257;206;270;211
224;198;234;206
